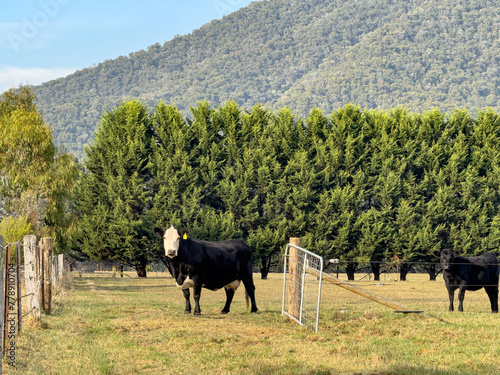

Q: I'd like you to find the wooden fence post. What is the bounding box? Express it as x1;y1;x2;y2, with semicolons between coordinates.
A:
0;236;4;364
3;243;11;356
23;235;40;320
288;237;303;324
59;254;65;281
16;242;21;333
52;254;65;290
39;238;52;314
51;253;58;289
36;242;41;309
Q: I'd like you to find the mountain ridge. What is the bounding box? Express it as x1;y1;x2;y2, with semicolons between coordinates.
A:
34;0;500;159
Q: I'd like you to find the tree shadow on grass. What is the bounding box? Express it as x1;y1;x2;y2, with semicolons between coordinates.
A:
88;284;175;291
71;279;175;292
363;365;492;375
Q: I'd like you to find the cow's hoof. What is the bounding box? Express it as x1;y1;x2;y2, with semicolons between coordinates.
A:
194;311;201;316
184;310;191;314
221;310;229;314
251;309;258;313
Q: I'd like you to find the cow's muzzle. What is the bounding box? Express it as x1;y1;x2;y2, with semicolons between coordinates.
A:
166;250;176;258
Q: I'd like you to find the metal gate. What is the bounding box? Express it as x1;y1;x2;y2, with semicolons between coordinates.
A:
282;243;323;333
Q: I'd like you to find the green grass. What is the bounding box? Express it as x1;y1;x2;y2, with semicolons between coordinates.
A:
4;272;500;374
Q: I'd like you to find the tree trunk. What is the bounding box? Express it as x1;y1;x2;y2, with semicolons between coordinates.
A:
260;256;271;280
399;263;412;281
370;262;381;281
136;267;147;278
260;267;269;280
135;258;148;278
424;263;439;281
346;262;358;281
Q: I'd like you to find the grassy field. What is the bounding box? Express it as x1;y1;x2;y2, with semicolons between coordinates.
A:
4;271;500;375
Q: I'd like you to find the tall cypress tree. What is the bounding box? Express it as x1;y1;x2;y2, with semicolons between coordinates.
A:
150;102;194;230
75;101;153;277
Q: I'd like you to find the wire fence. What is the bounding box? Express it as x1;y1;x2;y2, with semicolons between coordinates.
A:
0;235;72;369
73;261;169;278
72;258;499;284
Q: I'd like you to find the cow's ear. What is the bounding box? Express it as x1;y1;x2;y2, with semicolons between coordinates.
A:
433;250;441;258
453;250;461;257
153;227;164;237
181;230;188;240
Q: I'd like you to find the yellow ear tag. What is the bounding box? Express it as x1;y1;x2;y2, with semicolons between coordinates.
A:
183;233;188;240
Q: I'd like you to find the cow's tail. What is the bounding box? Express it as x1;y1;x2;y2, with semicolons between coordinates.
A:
245;290;250;310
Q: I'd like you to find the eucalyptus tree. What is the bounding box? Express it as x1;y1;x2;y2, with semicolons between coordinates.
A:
0;87;78;251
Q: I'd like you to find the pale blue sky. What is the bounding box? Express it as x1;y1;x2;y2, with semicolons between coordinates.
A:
0;0;256;92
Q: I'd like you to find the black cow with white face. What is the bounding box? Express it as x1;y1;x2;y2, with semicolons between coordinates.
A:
154;226;258;315
439;249;499;313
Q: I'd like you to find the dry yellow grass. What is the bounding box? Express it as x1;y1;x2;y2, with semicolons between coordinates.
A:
4;272;500;374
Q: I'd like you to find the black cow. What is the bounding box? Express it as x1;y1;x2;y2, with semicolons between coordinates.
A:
153;226;258;315
439;249;499;313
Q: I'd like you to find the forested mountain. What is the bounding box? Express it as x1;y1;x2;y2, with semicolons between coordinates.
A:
34;0;500;159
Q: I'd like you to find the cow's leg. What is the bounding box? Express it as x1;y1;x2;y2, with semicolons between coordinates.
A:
457;285;466;312
221;287;235;314
493;287;499;313
447;288;455;312
182;289;192;314
242;276;258;313
485;286;499;313
192;281;202;315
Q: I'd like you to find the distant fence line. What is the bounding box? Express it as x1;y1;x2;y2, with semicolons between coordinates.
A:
71;259;451;281
73;261;168;277
72;260;451;274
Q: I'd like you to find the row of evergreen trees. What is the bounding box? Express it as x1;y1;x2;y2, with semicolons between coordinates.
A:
75;100;500;279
